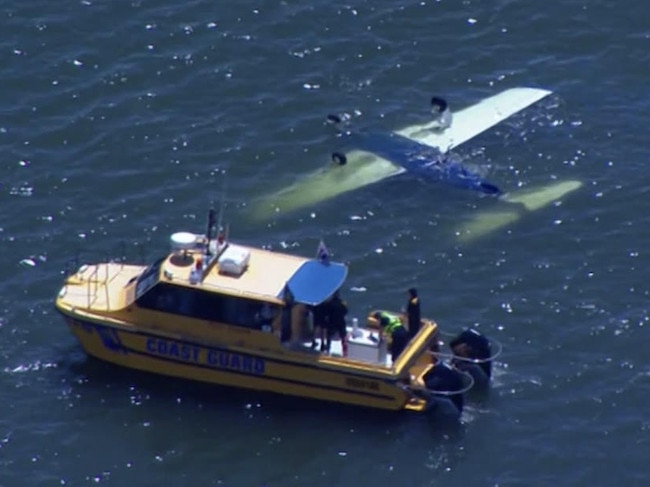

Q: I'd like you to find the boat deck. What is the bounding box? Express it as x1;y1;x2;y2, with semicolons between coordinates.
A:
307;327;394;369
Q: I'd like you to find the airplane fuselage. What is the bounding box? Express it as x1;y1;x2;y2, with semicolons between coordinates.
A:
339;130;502;195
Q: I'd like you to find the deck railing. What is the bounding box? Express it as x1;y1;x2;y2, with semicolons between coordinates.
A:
62;240;152;311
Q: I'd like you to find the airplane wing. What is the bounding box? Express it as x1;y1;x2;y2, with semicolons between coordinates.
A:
249;87;553;220
249;149;404;221
394;87;552;151
455;179;583;243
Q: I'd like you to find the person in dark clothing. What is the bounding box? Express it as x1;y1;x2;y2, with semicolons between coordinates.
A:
280;303;292;343
310;302;329;351
373;311;409;363
406;287;421;339
325;291;348;355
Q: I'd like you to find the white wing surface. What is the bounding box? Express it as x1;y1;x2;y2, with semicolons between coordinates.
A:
394;87;552;151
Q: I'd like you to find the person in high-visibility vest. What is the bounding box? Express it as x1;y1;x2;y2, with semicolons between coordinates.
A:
373;311;409;362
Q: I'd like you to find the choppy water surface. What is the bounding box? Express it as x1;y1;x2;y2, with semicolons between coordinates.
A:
1;0;650;485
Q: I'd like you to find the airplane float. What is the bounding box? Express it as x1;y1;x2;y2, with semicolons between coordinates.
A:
249;87;582;242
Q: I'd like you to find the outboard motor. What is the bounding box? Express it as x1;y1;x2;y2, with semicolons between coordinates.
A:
449;329;492;386
422;361;466;415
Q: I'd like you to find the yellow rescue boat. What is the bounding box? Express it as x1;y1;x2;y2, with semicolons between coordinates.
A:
55;210;497;416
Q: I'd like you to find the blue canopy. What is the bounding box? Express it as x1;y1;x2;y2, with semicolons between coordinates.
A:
283;260;348;306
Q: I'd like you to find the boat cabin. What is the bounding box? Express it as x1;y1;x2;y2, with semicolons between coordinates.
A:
131;231;348;348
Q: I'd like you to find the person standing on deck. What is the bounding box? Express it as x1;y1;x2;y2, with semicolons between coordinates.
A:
310;302;329;352
325;291;348;356
405;287;421;339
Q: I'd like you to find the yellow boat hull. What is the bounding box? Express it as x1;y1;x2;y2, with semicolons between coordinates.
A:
63;314;421;412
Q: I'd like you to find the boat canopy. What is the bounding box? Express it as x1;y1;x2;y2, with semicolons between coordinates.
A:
284;260;348;306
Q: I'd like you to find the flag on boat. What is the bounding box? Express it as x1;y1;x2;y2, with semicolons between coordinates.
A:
316;240;330;264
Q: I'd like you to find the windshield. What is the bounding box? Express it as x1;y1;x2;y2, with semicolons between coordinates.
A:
134;257;165;299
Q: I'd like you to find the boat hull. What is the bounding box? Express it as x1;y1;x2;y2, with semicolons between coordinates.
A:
62;314;417;412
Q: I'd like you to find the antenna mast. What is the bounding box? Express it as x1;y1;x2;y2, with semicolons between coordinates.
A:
205;208;216;256
205;169;227;257
216;170;226;239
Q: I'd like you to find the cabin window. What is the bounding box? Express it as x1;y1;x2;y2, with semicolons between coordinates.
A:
135;282;277;330
134;257;165;299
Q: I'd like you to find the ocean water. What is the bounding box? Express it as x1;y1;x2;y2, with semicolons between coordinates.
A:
1;0;649;485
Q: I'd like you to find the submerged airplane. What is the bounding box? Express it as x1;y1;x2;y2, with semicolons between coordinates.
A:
249;87;582;242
